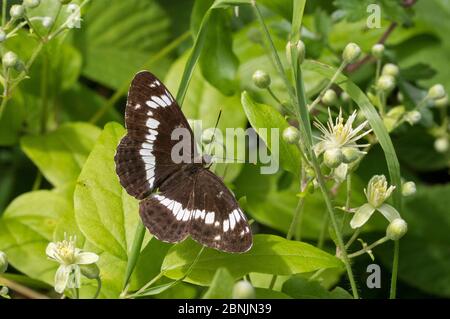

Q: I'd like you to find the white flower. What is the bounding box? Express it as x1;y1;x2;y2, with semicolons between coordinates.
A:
350;175;400;229
66;4;82;29
46;234;99;293
314;108;372;158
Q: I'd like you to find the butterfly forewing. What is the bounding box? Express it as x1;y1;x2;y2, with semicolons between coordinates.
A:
115;71;253;253
115;71;195;199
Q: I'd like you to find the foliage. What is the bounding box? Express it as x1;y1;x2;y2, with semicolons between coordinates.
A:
0;0;449;300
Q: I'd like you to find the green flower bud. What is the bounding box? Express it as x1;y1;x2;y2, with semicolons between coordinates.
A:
0;28;6;42
397;91;404;103
340;91;350;103
282;126;300;144
434;95;448;108
232;280;255;299
402;181;416;197
0;286;9;297
24;0;41;8
10;5;25;19
404;110;421;125
377;74;396;92
382;63;399;77
323;148;344;168
342;147;360;164
305;166;315;179
42;17;54;28
0;251;8;273
428;84;446;101
371;44;384;59
434;137;449;153
201;130;215;144
252;70;271;89
386;218;408;240
342;42;361;64
80;264;100;279
322;89;337;106
296;40;305;65
59;0;72;4
2;51;19;69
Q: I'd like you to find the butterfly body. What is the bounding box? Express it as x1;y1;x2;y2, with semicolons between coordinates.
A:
114;71;252;253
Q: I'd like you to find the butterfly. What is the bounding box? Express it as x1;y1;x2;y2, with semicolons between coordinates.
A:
114;71;253;253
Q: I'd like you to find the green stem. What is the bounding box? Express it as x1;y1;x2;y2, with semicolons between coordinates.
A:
317;214;329;249
2;0;7;28
32;171;42;191
72;287;79;299
287;197;305;240
93;277;102;299
89;31;190;124
40;49;49;134
340;174;352;232
348;236;389;258
268;275;277;290
121;221;146;293
389;240;399;299
344;228;360;249
266;86;282;105
0;68;9;121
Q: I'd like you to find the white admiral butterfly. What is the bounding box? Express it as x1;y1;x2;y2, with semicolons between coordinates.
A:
114;71;253;253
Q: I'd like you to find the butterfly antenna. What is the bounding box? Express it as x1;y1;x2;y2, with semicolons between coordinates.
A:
205;109;222;161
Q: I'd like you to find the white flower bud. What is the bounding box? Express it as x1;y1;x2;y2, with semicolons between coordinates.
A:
2;51;19;69
0;286;9;297
371;44;384;59
402;181;416;197
282;126;300;144
386;218;408;240
232;280;255;299
322;89;337;106
382;63;399;77
342;147;360;163
342;42;361;64
0;28;6;42
434;95;448;108
296;40;305;65
0;251;8;273
24;0;41;8
201;130;215;144
377;74;396;92
434;137;449;153
340;91;350;103
252;70;271;89
10;4;25;19
323;147;344;168
397;91;404;103
428;84;446;100
404;110;421;125
42;17;54;28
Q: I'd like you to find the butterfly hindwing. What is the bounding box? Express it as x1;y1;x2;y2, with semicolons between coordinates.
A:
115;71;196;199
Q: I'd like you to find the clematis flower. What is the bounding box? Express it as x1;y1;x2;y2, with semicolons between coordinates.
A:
314;108;372;168
350;175;400;229
46;234;99;293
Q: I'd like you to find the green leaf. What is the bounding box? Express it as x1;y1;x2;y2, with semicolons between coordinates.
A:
377;184;450;297
21;122;101;187
0;190;71;286
302;60;402;210
254;288;292;299
199;10;239;95
241;92;302;177
74;122;140;260
161;235;343;285
75;0;171;89
202;268;234;299
282;275;352;299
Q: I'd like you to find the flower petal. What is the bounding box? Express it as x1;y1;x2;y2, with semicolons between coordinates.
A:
377;203;401;223
75;252;99;265
350;203;376;229
54;265;71;293
46;242;58;259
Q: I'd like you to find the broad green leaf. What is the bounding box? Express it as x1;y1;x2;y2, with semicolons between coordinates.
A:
21;122;101;187
377;184;450;297
241;92;301;177
302;60;402;210
74;0;171;89
282;275;352;299
74;122;140;260
255;288;292;299
161;235;343;285
0;190;71;286
192;0;239;96
202;268;234;299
